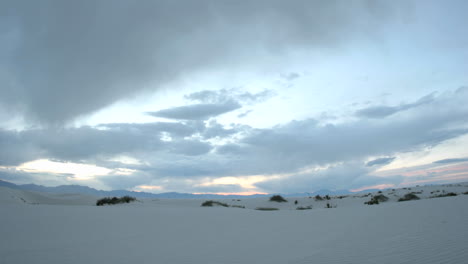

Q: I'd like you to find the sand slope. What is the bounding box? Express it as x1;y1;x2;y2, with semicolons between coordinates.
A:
0;186;98;206
1;184;468;264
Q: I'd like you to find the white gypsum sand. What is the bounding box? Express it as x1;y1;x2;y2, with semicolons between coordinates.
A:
1;183;468;264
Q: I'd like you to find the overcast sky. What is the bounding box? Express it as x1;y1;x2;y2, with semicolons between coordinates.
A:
1;0;468;194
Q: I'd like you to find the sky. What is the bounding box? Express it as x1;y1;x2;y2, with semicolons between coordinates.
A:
1;0;468;194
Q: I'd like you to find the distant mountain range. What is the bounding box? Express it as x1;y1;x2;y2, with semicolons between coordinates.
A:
0;179;373;199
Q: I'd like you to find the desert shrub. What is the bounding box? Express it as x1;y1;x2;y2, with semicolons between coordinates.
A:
231;205;245;209
121;196;136;203
296;206;312;210
364;194;388;205
269;195;288;202
96;196;136;206
324;195;331;200
201;200;229;207
365;199;379;205
325;203;336;208
431;192;457;198
314;195;323;201
398;193;420;202
374;194;389;202
255;207;279;211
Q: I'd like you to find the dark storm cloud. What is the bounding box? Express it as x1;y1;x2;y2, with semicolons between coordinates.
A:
366;157;396;167
147;101;241;120
0;0;400;124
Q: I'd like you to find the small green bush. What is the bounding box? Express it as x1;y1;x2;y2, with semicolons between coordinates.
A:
269;195;288;202
201;200;229;207
255;207;279;211
398;193;420;202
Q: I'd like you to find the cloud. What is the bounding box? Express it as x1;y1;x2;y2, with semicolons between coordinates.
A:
433;158;468;164
355;93;435;118
255;162;404;193
185;88;276;105
237;110;253;118
147;101;241;120
280;72;300;81
214;90;468;176
366;157;395;167
148;88;275;121
0;0;401;124
2;88;468;192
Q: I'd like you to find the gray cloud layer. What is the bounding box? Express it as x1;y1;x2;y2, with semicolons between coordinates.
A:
0;0;400;124
355;93;435;119
366;157;396;167
433;158;468;164
148;101;241;120
1;88;467;192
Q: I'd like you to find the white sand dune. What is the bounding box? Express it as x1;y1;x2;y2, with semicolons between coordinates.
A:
0;186;98;206
1;183;468;264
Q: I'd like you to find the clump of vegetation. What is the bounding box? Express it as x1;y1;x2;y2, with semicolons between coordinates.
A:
325;203;336;208
269;195;288;202
374;194;389;202
231;205;245;209
201;200;229;207
364;194;389;205
464;191;468;195
296;206;312;210
324;195;331;200
431;192;457;198
96;196;136;206
255;207;279;211
398;193;420;202
314;195;323;201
